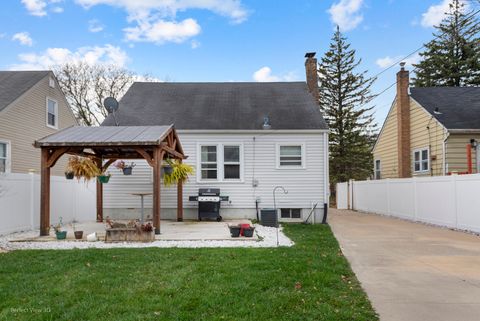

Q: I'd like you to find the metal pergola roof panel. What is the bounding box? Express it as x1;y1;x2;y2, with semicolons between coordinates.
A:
35;125;174;147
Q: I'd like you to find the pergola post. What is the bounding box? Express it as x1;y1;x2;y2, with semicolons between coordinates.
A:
95;158;103;222
177;159;183;222
153;147;164;234
40;148;51;236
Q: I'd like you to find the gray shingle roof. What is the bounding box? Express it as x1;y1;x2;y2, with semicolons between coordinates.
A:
101;82;328;130
35;125;173;147
410;87;480;130
0;71;50;112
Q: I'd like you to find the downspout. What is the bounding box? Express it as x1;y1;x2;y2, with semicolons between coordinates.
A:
443;131;449;176
322;131;329;224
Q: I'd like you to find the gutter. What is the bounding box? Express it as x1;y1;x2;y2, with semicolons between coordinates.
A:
177;129;329;134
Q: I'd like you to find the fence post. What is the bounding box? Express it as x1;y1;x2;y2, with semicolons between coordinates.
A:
386;179;390;216
348;179;354;210
452;174;458;229
413;177;418;221
29;171;35;230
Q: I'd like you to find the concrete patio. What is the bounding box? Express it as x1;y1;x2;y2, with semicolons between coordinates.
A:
9;219;257;242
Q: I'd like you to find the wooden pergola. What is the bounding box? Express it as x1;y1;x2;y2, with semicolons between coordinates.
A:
34;125;186;236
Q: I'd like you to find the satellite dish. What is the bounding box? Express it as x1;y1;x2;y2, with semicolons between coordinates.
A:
103;97;119;114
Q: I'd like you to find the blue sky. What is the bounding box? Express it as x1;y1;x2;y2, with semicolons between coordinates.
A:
0;0;476;124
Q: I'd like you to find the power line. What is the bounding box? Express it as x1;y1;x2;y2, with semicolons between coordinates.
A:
370;7;480;82
370;7;480;104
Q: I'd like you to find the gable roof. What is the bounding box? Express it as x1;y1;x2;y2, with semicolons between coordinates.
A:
101;82;328;130
0;70;50;112
410;87;480;130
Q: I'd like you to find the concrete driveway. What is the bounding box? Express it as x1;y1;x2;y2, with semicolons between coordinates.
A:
329;209;480;321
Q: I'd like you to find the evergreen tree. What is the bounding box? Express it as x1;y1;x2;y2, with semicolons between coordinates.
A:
413;0;480;87
318;26;377;189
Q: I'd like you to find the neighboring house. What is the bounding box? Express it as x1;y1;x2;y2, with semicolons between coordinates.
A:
0;71;78;176
373;64;480;179
101;53;329;222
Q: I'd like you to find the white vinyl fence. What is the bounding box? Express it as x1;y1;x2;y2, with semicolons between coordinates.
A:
336;174;480;233
0;173;95;235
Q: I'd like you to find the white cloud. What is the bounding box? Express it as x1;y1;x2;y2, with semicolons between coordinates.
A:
10;44;129;70
328;0;364;31
75;0;248;44
191;39;200;49
124;18;201;44
21;0;47;16
12;32;33;46
252;67;297;82
88;19;104;33
375;53;420;69
421;0;469;27
22;0;64;16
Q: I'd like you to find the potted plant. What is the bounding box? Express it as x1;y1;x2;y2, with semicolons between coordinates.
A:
163;159;194;187
97;171;111;184
114;160;136;175
162;159;174;176
52;217;67;240
229;224;241;237
72;220;83;240
243;225;255;238
65;160;74;179
67;156;100;182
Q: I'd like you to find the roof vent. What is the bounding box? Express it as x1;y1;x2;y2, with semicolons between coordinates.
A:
434;107;442;115
262;116;271;130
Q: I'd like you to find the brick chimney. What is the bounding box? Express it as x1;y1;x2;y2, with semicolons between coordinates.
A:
396;62;411;178
305;52;319;103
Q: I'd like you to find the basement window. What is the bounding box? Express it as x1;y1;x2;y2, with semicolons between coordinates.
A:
413;148;429;173
280;208;302;219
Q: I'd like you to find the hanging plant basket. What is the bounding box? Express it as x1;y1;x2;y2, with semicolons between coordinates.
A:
122;167;133;175
65;172;74;180
162;165;173;176
97;175;111;183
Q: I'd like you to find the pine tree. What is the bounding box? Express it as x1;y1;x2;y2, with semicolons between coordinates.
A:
318;26;377;188
413;0;480;87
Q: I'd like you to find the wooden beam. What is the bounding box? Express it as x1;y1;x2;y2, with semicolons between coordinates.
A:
40;148;51;236
95;158;103;222
153;147;164;234
161;144;186;160
177;159;183;222
102;158;117;172
134;147;155;167
46;147;69;168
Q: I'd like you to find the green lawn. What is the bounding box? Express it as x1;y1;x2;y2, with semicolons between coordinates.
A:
0;224;377;321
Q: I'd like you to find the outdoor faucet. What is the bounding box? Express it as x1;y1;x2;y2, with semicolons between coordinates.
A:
273;186;288;210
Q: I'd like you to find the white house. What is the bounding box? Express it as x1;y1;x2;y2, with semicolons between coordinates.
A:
101;53;329;222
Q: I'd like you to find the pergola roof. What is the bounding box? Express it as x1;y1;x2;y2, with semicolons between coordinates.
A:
35;125;174;147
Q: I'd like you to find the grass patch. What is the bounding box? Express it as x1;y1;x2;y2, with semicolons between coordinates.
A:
0;224;377;321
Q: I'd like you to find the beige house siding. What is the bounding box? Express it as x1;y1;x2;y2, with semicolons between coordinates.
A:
409;98;446;177
0;73;77;176
373;97;446;179
372;99;399;178
445;134;480;174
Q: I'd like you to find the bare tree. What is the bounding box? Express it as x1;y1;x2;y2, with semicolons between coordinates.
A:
53;62;151;126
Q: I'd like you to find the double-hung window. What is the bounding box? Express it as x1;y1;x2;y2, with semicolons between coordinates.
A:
200;145;218;180
277;144;305;168
46;98;58;129
199;144;242;182
0;141;10;173
374;159;381;179
413;148;429;173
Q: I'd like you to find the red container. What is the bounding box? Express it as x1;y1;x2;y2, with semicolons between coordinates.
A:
240;224;251;236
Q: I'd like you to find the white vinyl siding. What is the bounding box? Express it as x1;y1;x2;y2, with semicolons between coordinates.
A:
413;147;429;173
46;97;58;129
103;133;327;216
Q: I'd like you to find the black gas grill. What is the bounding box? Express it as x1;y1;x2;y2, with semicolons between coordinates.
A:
189;188;229;221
